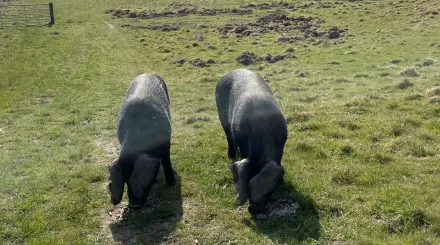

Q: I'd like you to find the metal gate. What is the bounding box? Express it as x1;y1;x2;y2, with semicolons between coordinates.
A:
0;2;54;28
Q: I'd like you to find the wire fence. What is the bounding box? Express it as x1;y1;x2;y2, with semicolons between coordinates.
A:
0;2;54;28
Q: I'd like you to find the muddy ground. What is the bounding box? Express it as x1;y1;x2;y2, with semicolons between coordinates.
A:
235;51;297;66
120;23;179;31
217;11;347;42
105;2;349;46
105;7;252;19
254;199;301;219
105;1;342;19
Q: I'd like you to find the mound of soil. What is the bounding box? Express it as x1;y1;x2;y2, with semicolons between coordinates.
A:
218;11;334;40
174;59;187;65
198;8;252;16
106;9;130;17
328;26;341;39
428;86;440;97
240;2;314;10
396;79;413;89
278;36;306;43
218;10;348;43
190;58;215;68
236;51;296;65
120;24;179;31
168;3;197;8
241;2;293;10
105;7;253;20
399;67;419;77
236;52;258;66
265;53;296;63
218;24;253;36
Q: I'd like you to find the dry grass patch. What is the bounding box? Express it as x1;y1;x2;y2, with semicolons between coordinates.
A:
399;67;419;77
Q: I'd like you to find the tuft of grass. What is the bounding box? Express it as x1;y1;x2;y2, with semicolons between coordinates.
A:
377;209;431;234
285;47;294;53
295;141;313;152
383;214;406;234
298;96;318;103
408;142;433;158
379;72;392;77
338;121;361;131
331;168;357;185
286;111;313;124
391;126;405;137
373;153;392;164
354;74;369;78
340;145;354;156
297;121;322;131
184;116;211;124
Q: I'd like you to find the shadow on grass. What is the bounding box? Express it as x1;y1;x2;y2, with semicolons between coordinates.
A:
250;181;321;243
109;172;182;244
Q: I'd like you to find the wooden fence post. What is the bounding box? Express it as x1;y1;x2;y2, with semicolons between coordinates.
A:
49;2;54;24
24;5;28;25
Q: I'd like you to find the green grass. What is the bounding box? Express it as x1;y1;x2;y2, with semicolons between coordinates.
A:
1;0;440;244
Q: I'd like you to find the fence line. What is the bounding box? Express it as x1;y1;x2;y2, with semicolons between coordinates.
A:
0;2;54;28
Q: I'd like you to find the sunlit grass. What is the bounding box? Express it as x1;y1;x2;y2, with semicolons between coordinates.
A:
1;0;439;244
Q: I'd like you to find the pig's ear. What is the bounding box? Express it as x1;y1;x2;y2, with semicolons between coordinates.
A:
128;154;160;199
108;158;124;205
249;161;284;203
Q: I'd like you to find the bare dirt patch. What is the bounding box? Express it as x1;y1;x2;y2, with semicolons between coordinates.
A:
102;199;161;245
120;24;179;32
103;178;183;244
104;1;319;20
105;2;349;45
174;58;187;65
254;199;300;219
236;52;259;66
189;58;215;68
218;12;326;37
236;51;296;66
240;2;296;10
106;198;161;224
94;137;118;158
218;11;347;43
105;7;252;19
265;53;296;63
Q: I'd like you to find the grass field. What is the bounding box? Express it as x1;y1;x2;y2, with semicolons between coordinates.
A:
1;0;440;244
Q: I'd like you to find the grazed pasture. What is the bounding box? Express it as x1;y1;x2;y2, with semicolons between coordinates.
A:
0;0;439;244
